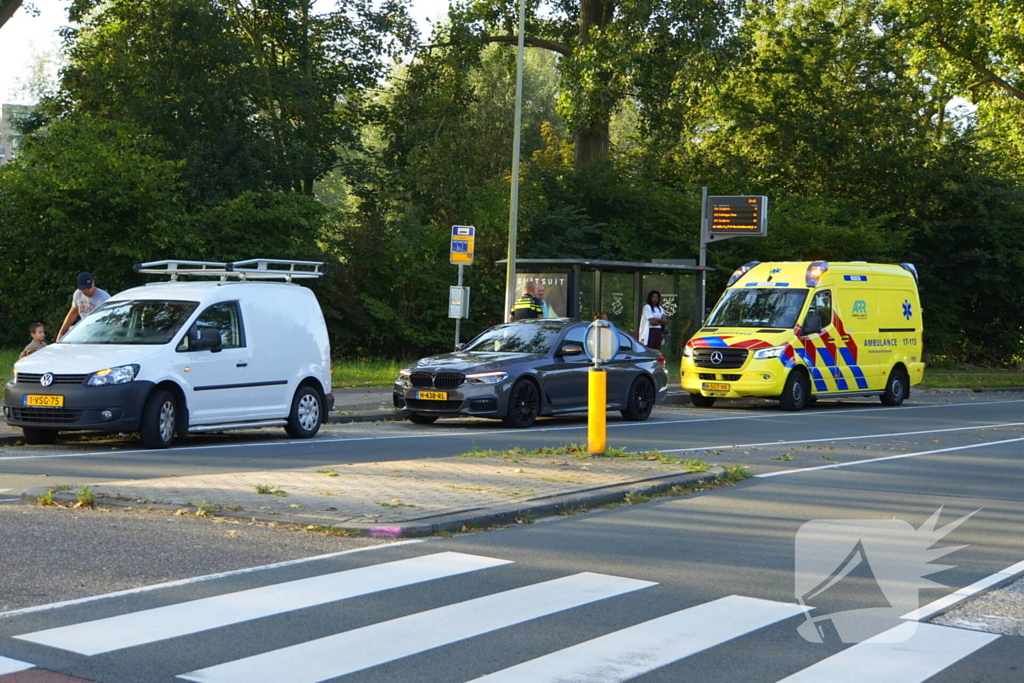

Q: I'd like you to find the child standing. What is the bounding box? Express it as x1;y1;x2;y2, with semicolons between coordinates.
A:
20;323;47;358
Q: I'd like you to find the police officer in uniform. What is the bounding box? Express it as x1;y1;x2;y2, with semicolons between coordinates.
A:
509;280;544;321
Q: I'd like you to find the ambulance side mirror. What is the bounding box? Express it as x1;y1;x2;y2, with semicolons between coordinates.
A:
802;314;822;336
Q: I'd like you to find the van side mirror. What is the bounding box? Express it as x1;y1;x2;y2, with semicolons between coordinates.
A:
559;344;584;357
802;314;822;336
190;326;223;352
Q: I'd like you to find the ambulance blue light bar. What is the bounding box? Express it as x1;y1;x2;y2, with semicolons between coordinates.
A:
805;261;829;287
727;261;760;286
900;263;919;282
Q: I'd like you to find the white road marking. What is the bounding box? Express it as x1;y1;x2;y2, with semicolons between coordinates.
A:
902;558;1024;621
178;572;657;683
0;655;34;675
660;421;1024;455
775;622;998;683
18;552;508;656
756;437;1024;478
1;399;1021;462
469;595;806;683
0;539;422;620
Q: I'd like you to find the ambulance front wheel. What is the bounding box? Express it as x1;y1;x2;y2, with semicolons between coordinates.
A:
881;367;909;407
779;370;810;412
689;393;716;408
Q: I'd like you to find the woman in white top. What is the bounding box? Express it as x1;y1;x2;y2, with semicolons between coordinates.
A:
639;290;668;349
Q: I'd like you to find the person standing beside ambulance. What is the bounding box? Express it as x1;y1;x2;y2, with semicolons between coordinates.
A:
56;272;111;341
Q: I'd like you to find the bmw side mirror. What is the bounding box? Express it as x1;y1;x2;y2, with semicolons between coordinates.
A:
455;343;465;352
559;344;584;357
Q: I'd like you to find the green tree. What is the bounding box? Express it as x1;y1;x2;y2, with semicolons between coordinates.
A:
444;0;741;166
0;116;190;343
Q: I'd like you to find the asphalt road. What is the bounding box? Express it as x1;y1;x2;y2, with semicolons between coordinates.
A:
1;392;1022;497
0;391;1022;682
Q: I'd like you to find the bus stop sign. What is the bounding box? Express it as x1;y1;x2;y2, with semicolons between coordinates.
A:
450;225;475;265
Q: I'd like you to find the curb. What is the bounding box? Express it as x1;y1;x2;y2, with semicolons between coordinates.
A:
919;387;1024;394
21;467;725;538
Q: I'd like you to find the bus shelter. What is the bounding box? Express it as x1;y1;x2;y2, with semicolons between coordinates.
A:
497;258;712;361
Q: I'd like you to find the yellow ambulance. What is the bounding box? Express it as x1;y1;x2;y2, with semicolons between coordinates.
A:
680;261;924;410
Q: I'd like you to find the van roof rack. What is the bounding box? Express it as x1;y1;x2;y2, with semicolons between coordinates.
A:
134;259;324;282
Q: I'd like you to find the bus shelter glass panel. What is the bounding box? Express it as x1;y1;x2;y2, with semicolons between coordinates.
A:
601;273;636;335
515;272;569;319
642;273;698;362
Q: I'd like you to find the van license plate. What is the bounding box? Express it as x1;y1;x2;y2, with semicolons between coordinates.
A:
416;391;447;400
702;383;730;392
24;395;64;408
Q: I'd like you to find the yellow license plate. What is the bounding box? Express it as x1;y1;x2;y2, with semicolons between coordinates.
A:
702;383;730;392
416;391;448;400
24;395;64;408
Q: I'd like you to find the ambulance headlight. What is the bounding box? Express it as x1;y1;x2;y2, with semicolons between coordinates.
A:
753;345;787;360
682;345;693;358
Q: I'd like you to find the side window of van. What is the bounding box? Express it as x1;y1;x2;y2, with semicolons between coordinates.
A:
178;302;246;351
197;302;245;349
804;290;833;331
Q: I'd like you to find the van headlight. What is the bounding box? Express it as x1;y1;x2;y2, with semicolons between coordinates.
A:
682;345;693;358
465;371;508;384
753;345;787;360
87;365;139;386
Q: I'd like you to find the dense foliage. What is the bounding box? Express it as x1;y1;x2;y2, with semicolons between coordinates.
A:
1;0;1022;363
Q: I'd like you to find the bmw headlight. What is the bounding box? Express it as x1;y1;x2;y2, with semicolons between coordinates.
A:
753;345;787;360
87;364;139;386
464;371;509;385
396;368;412;384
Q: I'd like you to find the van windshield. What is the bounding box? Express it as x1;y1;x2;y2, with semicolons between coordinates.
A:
707;289;809;329
61;300;198;345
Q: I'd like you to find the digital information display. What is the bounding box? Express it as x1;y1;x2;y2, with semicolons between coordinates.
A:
708;196;768;236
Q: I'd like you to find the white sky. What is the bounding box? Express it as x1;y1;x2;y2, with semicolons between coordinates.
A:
0;0;451;104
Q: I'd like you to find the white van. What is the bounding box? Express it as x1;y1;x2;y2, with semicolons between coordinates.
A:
3;259;333;448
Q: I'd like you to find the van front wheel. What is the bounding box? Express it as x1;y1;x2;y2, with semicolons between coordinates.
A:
140;390;177;449
881;368;908;407
779;370;809;412
22;427;58;445
286;386;323;439
689;393;716;408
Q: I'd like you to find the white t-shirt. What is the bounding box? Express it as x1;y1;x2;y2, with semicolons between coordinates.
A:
639;304;665;346
73;288;111;318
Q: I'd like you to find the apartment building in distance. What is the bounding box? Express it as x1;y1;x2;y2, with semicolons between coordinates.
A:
0;104;34;165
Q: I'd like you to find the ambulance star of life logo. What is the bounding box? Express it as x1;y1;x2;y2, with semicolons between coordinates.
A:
902;300;913;320
794;507;977;644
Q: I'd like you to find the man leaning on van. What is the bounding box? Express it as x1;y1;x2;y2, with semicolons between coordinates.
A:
56;272;111;341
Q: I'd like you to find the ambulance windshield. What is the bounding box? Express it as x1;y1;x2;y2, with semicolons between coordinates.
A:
707;288;809;329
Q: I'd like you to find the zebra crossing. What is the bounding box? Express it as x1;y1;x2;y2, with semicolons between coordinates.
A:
0;551;1005;683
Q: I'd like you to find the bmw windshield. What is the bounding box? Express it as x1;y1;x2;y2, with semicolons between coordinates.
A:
707;289;808;329
462;323;563;355
61;300;198;344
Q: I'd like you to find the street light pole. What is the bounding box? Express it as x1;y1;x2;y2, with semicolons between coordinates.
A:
503;0;528;320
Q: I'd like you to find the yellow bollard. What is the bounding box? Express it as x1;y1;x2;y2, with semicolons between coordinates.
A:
588;367;607;455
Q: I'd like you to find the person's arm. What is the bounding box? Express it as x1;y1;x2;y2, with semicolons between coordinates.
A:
56;306;78;341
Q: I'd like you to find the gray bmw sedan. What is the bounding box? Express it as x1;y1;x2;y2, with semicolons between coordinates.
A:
394;319;668;427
